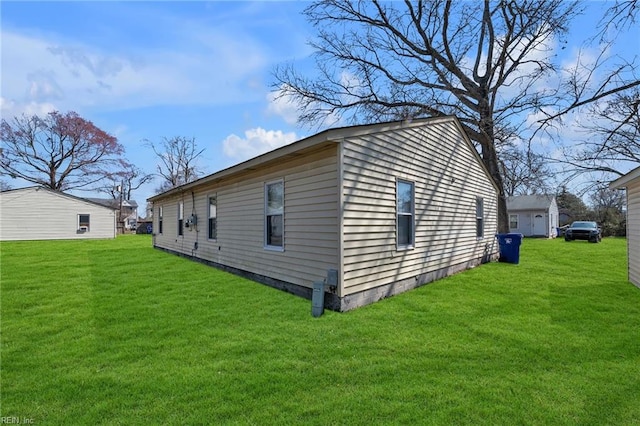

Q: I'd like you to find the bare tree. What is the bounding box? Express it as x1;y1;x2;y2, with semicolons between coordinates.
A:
553;90;639;186
0;111;125;191
274;0;590;232
537;1;639;125
589;184;627;236
273;1;639;232
499;147;553;196
146;136;205;192
98;162;154;200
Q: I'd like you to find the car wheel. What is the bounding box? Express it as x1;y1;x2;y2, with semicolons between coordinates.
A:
565;237;571;242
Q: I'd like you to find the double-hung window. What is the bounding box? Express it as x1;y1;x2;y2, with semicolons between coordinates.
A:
509;214;518;230
178;202;184;236
208;195;217;240
265;180;284;249
397;180;415;249
158;206;163;234
476;197;484;238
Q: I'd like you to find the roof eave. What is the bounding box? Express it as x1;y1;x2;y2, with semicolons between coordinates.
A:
610;166;640;189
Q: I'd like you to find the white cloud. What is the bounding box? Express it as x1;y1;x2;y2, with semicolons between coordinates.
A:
266;86;300;125
267;84;343;129
222;127;298;162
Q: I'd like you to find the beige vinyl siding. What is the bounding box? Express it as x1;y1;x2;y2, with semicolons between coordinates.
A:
152;145;340;288
0;187;116;241
627;180;640;287
341;119;498;295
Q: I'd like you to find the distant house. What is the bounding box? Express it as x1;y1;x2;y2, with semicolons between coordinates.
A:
506;195;559;238
86;198;139;231
149;117;500;311
0;186;116;241
610;167;640;288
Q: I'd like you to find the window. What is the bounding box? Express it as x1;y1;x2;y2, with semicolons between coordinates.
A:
178;202;184;236
476;197;484;238
78;214;90;232
158;206;163;234
509;214;519;229
397;180;414;248
265;180;284;249
208;195;217;240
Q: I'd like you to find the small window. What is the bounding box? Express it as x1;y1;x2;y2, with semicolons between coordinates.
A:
178;202;184;236
397;180;414;248
158;206;163;234
265;181;284;249
78;214;90;232
208;195;217;240
509;214;518;229
476;197;484;238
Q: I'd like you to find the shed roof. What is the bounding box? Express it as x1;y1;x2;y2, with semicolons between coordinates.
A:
148;116;498;201
610;166;640;189
506;195;555;211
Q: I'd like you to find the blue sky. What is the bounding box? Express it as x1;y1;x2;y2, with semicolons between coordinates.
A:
1;1;638;208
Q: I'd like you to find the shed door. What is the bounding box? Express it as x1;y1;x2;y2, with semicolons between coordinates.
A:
533;214;546;236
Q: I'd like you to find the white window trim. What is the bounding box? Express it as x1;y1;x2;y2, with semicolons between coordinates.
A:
509;213;519;230
208;193;217;241
158;206;163;235
396;179;415;250
264;179;284;252
78;214;90;232
178;201;184;237
476;197;484;239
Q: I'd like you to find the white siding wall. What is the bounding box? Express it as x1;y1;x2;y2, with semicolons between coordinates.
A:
0;187;116;241
627;180;640;287
153;146;340;288
341;120;498;296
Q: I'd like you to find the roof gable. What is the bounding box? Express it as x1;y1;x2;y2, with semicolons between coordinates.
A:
506;195;555;211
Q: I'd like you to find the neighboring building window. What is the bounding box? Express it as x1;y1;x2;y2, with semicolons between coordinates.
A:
509;214;519;229
208;195;217;240
476;197;484;238
265;180;284;249
397;180;414;248
78;214;90;232
178;202;184;236
158;206;163;234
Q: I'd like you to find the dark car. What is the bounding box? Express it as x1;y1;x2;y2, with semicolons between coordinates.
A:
564;221;602;243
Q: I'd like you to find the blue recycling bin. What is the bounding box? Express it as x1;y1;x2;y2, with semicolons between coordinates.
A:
496;233;523;264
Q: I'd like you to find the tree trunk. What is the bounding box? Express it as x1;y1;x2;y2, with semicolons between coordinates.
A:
478;111;510;234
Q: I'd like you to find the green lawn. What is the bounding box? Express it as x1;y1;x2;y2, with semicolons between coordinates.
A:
1;236;639;425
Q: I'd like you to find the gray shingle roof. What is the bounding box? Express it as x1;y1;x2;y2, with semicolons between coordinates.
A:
506;195;555;210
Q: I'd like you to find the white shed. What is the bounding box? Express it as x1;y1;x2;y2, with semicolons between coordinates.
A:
506;195;559;238
610;167;640;288
0;186;117;241
149;117;499;311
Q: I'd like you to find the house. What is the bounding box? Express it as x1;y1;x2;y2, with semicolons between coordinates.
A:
86;198;139;232
506;195;559;238
0;186;117;241
610;167;640;288
148;117;499;311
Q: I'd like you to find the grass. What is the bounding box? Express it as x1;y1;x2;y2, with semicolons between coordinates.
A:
1;235;639;425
